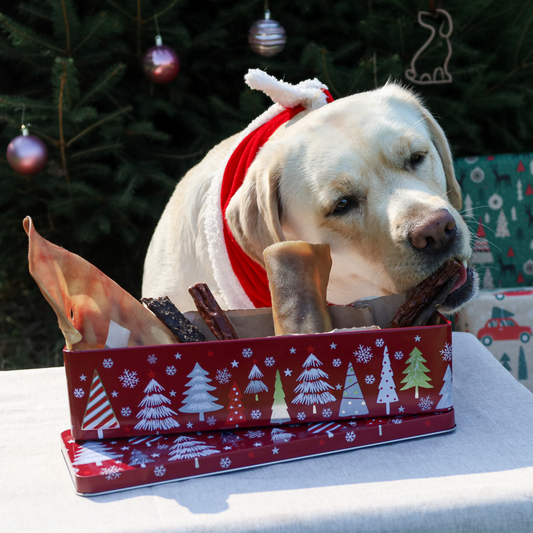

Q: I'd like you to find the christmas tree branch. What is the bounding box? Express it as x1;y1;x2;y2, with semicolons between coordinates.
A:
136;0;142;57
66;106;133;147
69;143;124;160
72;13;107;54
61;0;72;55
58;62;70;183
0;15;65;54
145;1;181;23
103;0;136;21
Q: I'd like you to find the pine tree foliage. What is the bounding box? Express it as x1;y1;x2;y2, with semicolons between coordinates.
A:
1;0;533;368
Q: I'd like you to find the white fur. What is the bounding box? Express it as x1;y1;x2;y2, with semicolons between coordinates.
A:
143;72;472;313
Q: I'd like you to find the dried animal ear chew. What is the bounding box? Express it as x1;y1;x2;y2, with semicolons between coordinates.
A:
387;259;461;328
264;241;333;336
188;283;239;340
141;296;207;343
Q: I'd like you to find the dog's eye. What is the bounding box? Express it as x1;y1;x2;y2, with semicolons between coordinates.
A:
331;197;357;216
409;153;425;169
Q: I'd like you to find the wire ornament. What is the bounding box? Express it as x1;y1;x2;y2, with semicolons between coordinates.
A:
405;8;453;85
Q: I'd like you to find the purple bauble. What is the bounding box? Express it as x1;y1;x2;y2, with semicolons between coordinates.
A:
143;39;180;84
7;133;48;175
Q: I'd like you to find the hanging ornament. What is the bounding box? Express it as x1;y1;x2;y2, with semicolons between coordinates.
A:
143;15;180;84
248;3;286;57
7;123;48;175
405;1;453;85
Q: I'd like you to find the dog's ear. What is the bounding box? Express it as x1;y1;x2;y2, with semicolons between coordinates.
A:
418;105;462;210
225;160;284;266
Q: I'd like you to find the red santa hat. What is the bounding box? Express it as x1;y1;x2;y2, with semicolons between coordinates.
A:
204;69;333;309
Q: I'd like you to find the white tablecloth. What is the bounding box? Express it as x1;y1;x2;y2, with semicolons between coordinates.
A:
1;332;533;532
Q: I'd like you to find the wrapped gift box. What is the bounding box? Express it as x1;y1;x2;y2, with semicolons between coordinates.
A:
455;289;533;391
64;302;453;441
61;409;455;496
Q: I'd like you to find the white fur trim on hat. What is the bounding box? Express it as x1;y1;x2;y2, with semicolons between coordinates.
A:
203;70;330;309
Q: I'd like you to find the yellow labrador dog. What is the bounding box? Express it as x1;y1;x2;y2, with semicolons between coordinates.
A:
143;70;477;313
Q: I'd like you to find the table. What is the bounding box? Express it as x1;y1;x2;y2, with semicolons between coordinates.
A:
1;332;533;532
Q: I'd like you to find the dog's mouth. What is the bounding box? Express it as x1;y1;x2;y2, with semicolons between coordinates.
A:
439;260;478;314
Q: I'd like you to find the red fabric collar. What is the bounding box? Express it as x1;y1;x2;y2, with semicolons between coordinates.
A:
221;90;334;308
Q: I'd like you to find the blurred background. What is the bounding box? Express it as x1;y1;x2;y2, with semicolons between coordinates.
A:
1;0;532;369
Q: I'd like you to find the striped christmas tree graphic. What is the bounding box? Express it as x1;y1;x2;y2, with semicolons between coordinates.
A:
81;370;120;438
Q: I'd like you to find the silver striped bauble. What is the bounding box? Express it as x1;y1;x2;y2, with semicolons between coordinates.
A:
248;10;286;57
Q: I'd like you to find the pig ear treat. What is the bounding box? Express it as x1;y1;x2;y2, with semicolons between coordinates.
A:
263;241;333;336
24;216;177;350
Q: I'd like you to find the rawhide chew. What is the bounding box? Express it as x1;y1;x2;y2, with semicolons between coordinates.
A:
142;296;207;343
263;241;333;336
387;259;461;328
188;283;239;340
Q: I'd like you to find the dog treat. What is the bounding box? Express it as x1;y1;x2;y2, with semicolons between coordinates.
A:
188;283;239;340
387;259;462;328
142;296;207;343
264;241;333;336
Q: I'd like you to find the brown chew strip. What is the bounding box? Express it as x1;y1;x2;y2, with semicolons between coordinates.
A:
387;259;462;328
188;283;239;340
141;296;207;343
263;241;333;336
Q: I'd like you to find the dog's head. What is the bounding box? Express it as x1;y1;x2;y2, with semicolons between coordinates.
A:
226;82;477;313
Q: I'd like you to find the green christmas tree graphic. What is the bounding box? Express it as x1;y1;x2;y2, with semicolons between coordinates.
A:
518;347;528;380
500;353;512;371
400;347;433;399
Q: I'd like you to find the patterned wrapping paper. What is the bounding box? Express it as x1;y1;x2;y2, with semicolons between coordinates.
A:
454;153;533;391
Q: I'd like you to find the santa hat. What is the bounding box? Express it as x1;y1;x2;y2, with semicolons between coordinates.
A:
204;69;333;309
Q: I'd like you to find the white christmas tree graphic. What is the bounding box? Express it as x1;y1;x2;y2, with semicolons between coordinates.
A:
271;427;294;443
72;440;123;467
271;369;290;424
376;346;399;415
495;210;510;238
168;435;220;468
338;362;369;417
400;346;433;399
292;352;335;414
81;369;120;438
226;381;246;427
179;363;223;421
134;378;180;431
244;364;268;401
128;448;155;468
436;365;453;409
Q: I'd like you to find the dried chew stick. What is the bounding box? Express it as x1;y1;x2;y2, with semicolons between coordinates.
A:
188;283;239;340
264;241;333;336
387;259;462;328
141;296;207;343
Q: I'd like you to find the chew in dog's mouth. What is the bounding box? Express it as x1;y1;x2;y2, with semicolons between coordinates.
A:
441;260;477;313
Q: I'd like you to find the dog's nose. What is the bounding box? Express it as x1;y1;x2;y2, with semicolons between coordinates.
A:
409;209;457;253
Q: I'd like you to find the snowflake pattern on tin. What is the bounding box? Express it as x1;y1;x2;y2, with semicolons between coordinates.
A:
440;343;452;361
154;465;166;477
322;408;332;418
332;358;342;367
220;457;231;469
147;354;157;364
166;365;177;376
354;345;373;363
207;415;217;426
102;358;114;369
375;338;384;347
245;430;265;439
392;418;403;424
418;396;434;411
251;409;261;420
394;351;404;360
242;348;253;358
297;412;306;421
101;465;122;481
119;369;139;389
74;388;85;398
215;368;232;384
121;406;132;417
365;374;375;385
265;357;275;367
345;431;356;442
